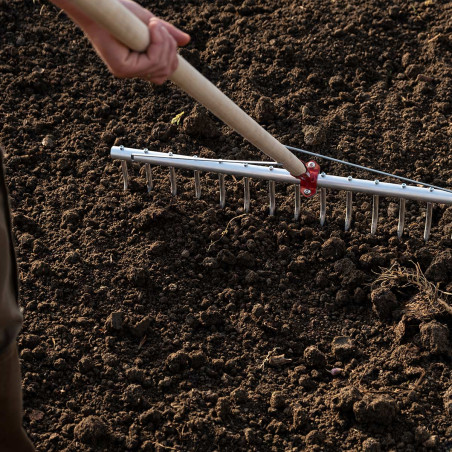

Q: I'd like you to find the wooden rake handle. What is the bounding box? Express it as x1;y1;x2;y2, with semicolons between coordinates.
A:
68;0;306;176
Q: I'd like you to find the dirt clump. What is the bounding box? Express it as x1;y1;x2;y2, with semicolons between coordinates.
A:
74;416;109;445
353;395;398;427
371;287;398;320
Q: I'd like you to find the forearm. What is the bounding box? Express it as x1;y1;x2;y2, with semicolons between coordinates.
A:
49;0;97;31
49;0;153;34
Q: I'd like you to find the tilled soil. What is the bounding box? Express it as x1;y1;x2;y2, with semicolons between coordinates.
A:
1;0;452;451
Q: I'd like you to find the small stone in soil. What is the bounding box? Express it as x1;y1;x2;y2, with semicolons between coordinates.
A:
41;135;55;148
303;125;327;146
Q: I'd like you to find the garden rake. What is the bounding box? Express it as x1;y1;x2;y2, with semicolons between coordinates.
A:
70;0;452;241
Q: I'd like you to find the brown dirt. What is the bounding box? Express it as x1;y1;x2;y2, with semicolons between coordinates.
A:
1;0;452;451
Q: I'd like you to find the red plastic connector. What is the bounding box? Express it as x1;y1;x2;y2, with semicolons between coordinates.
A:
295;161;320;198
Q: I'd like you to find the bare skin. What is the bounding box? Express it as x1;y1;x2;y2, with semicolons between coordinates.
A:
50;0;190;84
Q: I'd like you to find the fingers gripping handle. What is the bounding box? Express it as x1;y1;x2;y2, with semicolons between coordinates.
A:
68;0;307;176
68;0;150;51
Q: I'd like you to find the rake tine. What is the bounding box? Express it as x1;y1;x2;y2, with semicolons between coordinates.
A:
219;174;226;208
294;185;300;220
269;180;276;216
145;163;153;193
397;198;406;239
320;188;326;226
371;194;379;235
244;177;250;213
169;167;177;196
345;191;353;231
194;170;201;199
424;202;433;242
121;161;129;190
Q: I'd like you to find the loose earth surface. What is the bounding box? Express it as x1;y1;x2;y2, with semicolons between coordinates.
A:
1;0;452;451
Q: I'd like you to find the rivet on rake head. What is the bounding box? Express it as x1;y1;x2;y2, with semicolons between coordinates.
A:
244;163;248;167
429;187;434;192
303;189;311;196
119;145;125;151
168;152;173;157
321;172;326;178
402;183;406;189
144;148;149;154
347;176;352;181
374;180;380;185
269;166;274;171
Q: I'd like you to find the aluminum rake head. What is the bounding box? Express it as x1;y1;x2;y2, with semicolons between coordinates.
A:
111;146;452;242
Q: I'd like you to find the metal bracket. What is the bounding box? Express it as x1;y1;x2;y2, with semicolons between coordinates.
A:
297;161;320;198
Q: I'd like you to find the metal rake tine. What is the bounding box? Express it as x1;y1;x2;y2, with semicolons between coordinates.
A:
169;167;177;196
243;177;250;213
269;180;276;216
345;191;353;231
424;202;433;242
397;198;406;239
194;170;201;199
121;161;129;190
219;174;226;208
320;188;326;226
294;185;301;220
371;194;379;235
145;163;153;193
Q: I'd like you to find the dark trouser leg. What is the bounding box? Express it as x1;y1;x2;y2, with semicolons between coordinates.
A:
0;343;36;452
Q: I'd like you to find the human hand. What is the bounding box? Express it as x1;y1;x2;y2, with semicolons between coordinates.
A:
52;0;190;84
